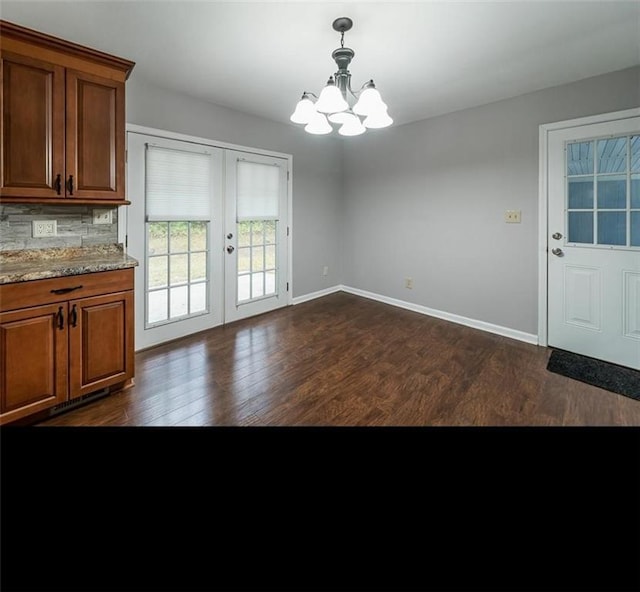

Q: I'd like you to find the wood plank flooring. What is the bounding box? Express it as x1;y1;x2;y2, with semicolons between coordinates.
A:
36;292;640;426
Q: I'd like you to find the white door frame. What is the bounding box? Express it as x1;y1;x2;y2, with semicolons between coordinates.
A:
537;107;640;346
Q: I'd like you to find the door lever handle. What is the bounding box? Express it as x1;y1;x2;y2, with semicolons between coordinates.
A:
551;248;564;257
226;245;235;254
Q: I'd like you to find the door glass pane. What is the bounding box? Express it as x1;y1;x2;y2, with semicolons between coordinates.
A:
148;290;168;324
190;283;207;314
568;212;593;244
567;141;593;175
597;175;626;209
265;245;276;269
264;220;276;244
237;248;250;273
238;275;250;302
252;272;264;298
597;137;627;173
190;252;206;282
631;212;640;247
597;212;626;245
251;222;264;246
148;256;168;288
169;222;189;252
568;178;593;209
632;136;640;172
631;174;640;209
169;254;188;285
190;222;207;251
237;221;251;247
146;221;209;327
252;247;264;271
265;270;276;295
148;222;168;254
170;285;188;317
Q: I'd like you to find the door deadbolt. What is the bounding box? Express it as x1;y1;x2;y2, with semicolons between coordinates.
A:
552;232;563;240
226;233;233;239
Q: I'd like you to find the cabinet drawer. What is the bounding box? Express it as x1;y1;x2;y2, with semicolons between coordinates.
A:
0;269;134;312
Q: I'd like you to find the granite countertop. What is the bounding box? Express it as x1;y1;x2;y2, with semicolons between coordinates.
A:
0;243;139;284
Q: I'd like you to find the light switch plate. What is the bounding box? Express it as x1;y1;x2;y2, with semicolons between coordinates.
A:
505;210;521;223
93;208;113;225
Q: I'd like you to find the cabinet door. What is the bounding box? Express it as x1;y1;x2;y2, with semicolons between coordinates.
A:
69;291;134;398
0;303;68;424
65;70;125;200
0;51;65;198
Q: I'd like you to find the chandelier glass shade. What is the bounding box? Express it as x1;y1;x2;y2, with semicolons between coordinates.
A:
290;17;392;136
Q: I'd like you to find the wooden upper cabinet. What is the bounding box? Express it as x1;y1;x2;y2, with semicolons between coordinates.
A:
1;52;65;198
66;70;125;200
0;20;134;204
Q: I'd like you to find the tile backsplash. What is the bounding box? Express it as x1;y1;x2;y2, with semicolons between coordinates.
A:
0;204;119;251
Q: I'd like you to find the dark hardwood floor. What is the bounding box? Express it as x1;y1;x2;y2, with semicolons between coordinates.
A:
36;292;640;426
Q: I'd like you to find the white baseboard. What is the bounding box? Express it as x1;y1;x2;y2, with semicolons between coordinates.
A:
340;285;539;345
291;285;342;305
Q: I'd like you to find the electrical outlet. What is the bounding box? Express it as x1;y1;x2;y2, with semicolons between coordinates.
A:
322;266;329;276
405;277;413;289
93;208;113;225
505;210;521;223
32;220;57;238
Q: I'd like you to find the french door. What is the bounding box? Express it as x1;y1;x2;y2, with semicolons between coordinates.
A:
127;130;290;350
224;151;289;323
547;115;640;369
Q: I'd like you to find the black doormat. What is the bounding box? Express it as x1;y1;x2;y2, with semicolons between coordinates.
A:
547;349;640;401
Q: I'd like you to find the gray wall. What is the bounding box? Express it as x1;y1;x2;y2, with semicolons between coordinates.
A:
342;66;640;335
126;76;344;298
0;204;118;251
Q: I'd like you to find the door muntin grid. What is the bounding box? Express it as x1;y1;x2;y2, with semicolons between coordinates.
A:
236;219;277;304
145;221;210;327
566;134;640;249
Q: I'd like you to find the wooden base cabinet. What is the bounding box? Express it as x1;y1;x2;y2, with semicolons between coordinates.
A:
0;269;134;425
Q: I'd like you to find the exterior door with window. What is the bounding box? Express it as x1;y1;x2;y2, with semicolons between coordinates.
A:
548;116;640;369
224;151;289;323
127;132;224;350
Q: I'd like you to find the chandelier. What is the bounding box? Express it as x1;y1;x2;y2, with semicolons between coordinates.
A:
290;17;393;136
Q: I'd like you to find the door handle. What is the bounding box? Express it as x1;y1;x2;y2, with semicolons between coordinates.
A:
70;304;78;328
68;175;74;195
551;248;564;257
56;306;64;330
226;245;235;254
55;174;62;195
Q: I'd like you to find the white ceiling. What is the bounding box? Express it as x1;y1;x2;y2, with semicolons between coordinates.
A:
2;1;639;127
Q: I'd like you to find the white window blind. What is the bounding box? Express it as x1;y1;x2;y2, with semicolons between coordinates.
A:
146;144;212;221
236;160;280;221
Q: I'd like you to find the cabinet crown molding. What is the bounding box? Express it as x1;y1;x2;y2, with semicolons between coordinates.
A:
0;19;135;79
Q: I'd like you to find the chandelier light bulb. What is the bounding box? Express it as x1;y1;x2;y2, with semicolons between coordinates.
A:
353;86;387;117
339;118;366;136
304;112;332;135
363;109;393;129
290;95;317;124
328;111;358;125
314;78;349;114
